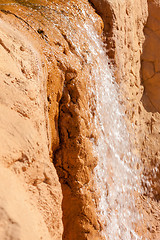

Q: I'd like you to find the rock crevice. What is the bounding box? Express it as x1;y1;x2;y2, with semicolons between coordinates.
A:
1;0;160;240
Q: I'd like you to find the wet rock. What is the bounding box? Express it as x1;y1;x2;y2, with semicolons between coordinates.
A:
1;0;160;240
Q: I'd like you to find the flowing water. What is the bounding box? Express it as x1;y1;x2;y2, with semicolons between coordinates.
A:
1;1;143;239
57;4;143;240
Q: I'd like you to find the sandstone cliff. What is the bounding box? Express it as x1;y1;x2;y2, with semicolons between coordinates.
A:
90;0;160;239
0;0;160;240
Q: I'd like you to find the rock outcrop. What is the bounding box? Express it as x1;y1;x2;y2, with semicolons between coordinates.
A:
0;4;63;240
0;0;160;240
141;0;160;113
90;0;160;239
0;1;104;239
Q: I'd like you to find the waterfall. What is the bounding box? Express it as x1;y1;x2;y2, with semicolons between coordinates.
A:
5;1;143;238
57;4;143;240
41;2;142;239
84;16;143;240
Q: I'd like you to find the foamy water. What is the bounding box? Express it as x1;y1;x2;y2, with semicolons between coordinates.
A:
3;1;144;239
58;4;143;239
38;2;142;239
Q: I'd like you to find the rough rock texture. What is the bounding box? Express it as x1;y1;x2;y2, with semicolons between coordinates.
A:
1;0;160;240
0;1;104;240
90;0;160;239
0;5;63;240
141;0;160;113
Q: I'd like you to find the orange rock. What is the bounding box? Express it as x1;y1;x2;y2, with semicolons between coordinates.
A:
91;0;160;239
1;0;160;240
0;1;103;239
0;6;63;240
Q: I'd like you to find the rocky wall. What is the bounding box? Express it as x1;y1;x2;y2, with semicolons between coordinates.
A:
90;0;160;239
0;1;104;239
0;0;160;239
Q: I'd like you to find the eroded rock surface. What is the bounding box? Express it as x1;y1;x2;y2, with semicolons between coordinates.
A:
0;0;160;240
0;5;63;240
90;0;160;239
141;0;160;112
0;1;104;239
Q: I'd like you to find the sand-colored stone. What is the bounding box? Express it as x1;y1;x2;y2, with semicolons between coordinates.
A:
0;7;63;240
1;0;160;239
0;166;53;240
0;1;104;239
90;0;160;239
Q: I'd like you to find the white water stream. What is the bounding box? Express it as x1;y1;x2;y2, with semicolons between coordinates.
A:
2;1;144;239
42;2;143;239
58;4;143;240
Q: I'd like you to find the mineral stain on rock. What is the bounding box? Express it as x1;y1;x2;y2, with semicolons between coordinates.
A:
0;0;160;240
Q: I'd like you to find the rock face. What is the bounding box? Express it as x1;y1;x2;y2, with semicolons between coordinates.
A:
0;1;103;239
0;5;63;240
0;0;160;240
90;0;160;239
141;0;160;112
